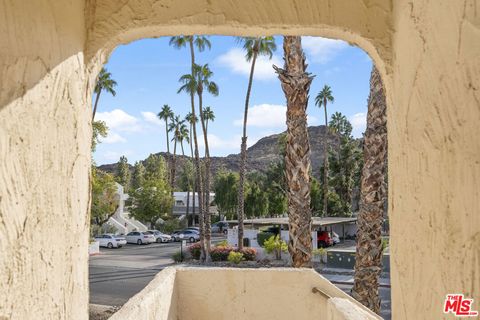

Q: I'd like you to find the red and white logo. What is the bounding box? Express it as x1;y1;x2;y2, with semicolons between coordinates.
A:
444;294;478;317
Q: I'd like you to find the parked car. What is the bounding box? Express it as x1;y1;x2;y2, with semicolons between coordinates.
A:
211;222;228;234
317;231;334;248
125;231;155;245
94;234;126;249
146;230;172;243
185;227;200;233
171;230;200;242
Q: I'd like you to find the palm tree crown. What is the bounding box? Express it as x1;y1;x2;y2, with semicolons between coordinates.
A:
94;67;117;96
158;104;174;153
202;106;215;132
170;36;211;52
92;67;117;120
315;85;334;108
238;36;276;61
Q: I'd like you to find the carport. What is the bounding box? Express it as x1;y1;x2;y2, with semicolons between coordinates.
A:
226;217;357;243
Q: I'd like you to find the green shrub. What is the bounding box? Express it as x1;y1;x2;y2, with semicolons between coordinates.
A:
238;247;257;261
188;242;202;260
172;251;183;263
257;232;275;247
228;251;244;264
210;246;234;261
381;238;389;254
263;235;288;260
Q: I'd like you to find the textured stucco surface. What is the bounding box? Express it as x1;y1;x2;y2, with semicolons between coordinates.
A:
110;267;379;320
0;0;479;319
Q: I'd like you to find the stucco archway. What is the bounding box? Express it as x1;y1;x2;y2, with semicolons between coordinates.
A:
1;1;478;319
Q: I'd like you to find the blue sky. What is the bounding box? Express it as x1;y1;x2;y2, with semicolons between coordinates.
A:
94;36;372;165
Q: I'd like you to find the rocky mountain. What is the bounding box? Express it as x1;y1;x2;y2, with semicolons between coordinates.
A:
98;125;341;180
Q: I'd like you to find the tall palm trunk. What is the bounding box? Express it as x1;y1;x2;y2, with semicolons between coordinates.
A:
237;46;258;250
274;36;313;268
92;91;101;120
171;139;177;193
186;189;190;226
189;123;196;227
165;119;170;154
198;89;212;262
352;66;387;314
323;100;329;217
181;141;185;156
188;38;206;261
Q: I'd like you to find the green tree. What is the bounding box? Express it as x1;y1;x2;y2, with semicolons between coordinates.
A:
91;167;118;226
236;36;277;250
315;85;334;217
92;120;108;152
158;104;174;154
93;67;117;120
144;154;168;182
130;178;173;227
168;115;186;190
131;161;146;191
213;170;239;220
115;156;131;190
244;180;269;218
310;176;323;216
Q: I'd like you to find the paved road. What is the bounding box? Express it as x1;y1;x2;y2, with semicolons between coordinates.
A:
89;237;224;306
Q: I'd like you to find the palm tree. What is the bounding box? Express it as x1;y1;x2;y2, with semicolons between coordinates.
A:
273;36;314;268
193;63;218;261
202;106;215;133
92;67;117;120
178;122;189;156
158;105;174;154
168;115;185;190
236;36;276;250
352;66;387;314
171;35;211;261
185;112;198;227
315;85;334;217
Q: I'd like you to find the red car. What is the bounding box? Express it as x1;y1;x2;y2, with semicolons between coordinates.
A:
317;231;333;248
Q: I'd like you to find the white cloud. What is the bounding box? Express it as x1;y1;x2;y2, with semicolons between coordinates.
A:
233;104;318;128
216;48;282;81
302;37;348;64
96;109;142;132
100;132;127;144
197;133;263;155
350;112;367;138
141;111;163;127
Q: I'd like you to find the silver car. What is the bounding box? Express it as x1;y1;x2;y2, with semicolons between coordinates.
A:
125;231;155;245
146;230;172;243
172;230;200;242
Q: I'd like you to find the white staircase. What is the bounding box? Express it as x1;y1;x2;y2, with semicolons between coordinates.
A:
105;183;148;234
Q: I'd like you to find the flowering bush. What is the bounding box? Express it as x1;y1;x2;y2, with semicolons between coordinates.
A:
210;245;234;261
228;251;244;264
238;247;257;261
188;242;202;260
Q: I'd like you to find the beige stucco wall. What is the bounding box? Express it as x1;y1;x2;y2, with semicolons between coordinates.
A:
0;0;478;319
0;1;90;319
110;267;379;320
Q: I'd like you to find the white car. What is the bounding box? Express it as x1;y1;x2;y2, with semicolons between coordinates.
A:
125;231;155;245
332;231;340;245
146;230;172;243
95;234;127;249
